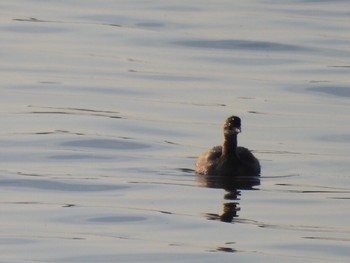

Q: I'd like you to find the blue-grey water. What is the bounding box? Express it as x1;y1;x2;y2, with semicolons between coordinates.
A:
1;1;350;262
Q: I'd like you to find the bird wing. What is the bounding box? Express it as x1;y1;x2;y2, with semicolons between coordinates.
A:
195;146;222;174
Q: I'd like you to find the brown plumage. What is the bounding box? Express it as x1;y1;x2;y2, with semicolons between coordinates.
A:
195;116;260;177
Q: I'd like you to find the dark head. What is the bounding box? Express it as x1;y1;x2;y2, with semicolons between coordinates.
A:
223;116;241;136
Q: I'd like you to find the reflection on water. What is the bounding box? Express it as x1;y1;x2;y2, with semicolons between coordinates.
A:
198;175;260;223
197;174;260;191
205;190;241;223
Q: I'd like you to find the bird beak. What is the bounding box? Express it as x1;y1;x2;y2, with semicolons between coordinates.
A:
234;127;241;134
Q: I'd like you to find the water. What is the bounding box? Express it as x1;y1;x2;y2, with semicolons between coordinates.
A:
1;1;350;262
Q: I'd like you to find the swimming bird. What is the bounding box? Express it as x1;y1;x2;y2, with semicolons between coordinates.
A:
195;116;260;177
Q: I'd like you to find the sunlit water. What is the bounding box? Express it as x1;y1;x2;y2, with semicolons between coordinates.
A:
1;1;350;262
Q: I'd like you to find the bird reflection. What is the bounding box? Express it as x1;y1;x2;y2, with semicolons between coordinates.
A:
197;174;260;223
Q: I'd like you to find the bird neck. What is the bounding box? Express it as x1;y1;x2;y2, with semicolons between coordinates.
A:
222;134;238;158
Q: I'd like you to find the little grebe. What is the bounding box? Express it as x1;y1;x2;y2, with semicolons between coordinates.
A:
195;116;260;177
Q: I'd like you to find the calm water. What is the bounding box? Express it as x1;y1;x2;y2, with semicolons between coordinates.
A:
1;1;350;262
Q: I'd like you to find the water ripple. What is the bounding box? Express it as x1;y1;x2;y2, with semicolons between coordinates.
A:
61;138;150;150
174;39;311;52
0;179;126;192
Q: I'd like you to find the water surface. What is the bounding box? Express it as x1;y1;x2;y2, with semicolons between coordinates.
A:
1;1;350;262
